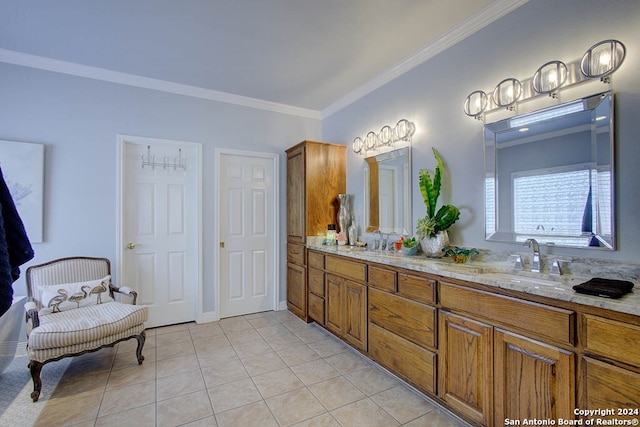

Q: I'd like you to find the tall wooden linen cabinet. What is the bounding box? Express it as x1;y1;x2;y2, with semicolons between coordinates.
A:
286;141;346;321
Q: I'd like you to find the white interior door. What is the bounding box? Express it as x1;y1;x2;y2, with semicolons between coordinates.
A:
217;150;277;318
119;137;201;328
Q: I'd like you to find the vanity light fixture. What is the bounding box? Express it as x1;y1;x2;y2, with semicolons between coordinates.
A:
463;90;489;119
532;60;567;96
580;39;626;82
463;38;625;120
492;78;523;110
352;119;415;154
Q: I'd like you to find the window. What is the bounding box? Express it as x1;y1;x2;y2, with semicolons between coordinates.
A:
512;164;606;246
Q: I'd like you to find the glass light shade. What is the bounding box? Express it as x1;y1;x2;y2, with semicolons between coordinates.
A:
464;90;488;117
352;137;363;154
379;125;393;145
532;60;567;94
365;131;378;150
580;39;626;78
492;78;522;108
394;119;414;141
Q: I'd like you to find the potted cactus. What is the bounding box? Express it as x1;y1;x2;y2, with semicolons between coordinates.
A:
416;148;461;257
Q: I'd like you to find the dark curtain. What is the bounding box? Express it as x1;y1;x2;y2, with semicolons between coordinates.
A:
581;187;601;247
0;166;35;317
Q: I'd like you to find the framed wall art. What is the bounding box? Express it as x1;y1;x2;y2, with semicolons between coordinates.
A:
0;140;45;243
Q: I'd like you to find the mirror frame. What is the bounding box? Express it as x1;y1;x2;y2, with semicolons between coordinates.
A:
484;91;615;249
364;147;412;235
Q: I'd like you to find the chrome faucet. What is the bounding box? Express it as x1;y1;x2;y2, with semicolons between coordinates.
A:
523;238;540;272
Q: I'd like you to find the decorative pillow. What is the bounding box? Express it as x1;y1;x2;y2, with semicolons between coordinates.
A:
38;275;115;315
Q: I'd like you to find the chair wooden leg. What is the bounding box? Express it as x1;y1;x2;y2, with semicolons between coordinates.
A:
28;360;43;402
135;331;146;365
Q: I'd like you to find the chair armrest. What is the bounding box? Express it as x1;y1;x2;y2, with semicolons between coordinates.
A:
109;284;138;305
24;301;40;329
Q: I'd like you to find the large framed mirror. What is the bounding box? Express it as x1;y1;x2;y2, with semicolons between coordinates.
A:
364;147;412;235
484;91;614;249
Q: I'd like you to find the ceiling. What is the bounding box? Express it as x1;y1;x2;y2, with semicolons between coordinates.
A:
0;0;527;117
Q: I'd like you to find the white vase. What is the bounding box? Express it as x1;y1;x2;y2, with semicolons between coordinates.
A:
420;230;449;258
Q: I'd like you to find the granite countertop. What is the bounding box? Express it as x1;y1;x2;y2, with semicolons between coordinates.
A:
307;242;639;317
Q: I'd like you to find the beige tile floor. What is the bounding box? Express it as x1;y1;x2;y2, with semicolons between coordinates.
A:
1;310;472;427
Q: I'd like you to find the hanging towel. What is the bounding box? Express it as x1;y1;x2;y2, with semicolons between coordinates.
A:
573;278;634;299
0;166;35;317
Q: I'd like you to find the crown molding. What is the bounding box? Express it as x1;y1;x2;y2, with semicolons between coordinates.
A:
321;0;530;119
1;0;527;122
0;48;322;120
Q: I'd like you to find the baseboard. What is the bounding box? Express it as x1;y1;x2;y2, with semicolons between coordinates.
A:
278;301;288;311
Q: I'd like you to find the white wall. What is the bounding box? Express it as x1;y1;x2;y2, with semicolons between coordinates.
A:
323;0;640;263
0;62;322;314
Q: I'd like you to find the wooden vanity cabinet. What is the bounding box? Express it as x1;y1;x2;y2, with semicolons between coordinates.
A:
368;265;438;394
285;141;346;321
439;282;576;426
304;250;639;427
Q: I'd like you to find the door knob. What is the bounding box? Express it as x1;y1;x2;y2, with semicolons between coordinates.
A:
126;243;138;249
220;242;225;248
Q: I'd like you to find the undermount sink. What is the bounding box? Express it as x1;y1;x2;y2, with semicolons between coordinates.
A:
484;272;572;290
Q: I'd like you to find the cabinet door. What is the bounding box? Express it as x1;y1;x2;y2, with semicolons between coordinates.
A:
286;262;307;321
325;274;344;336
286;145;305;244
582;357;640;411
439;310;493;426
494;329;575;425
344;280;367;351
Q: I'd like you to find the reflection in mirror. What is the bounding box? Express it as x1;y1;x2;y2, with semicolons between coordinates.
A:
364;147;412;235
484;91;614;249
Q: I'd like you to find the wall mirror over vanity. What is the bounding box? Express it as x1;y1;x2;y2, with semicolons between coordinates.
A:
484;91;615;250
470;39;626;250
364;146;412;236
355;118;414;237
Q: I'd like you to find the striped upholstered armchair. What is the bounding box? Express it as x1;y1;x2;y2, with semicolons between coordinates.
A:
24;257;148;402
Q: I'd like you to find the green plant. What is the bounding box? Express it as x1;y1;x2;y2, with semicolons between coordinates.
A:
401;237;418;248
416;148;461;239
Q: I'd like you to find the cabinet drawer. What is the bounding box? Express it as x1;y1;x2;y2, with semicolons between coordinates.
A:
308;293;325;326
368;266;396;293
440;282;574;345
369;288;436;349
584;315;640;367
308;251;325;270
583;357;640;408
397;273;436;305
368;323;436;394
325;255;366;283
287;244;305;266
308;268;325;297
